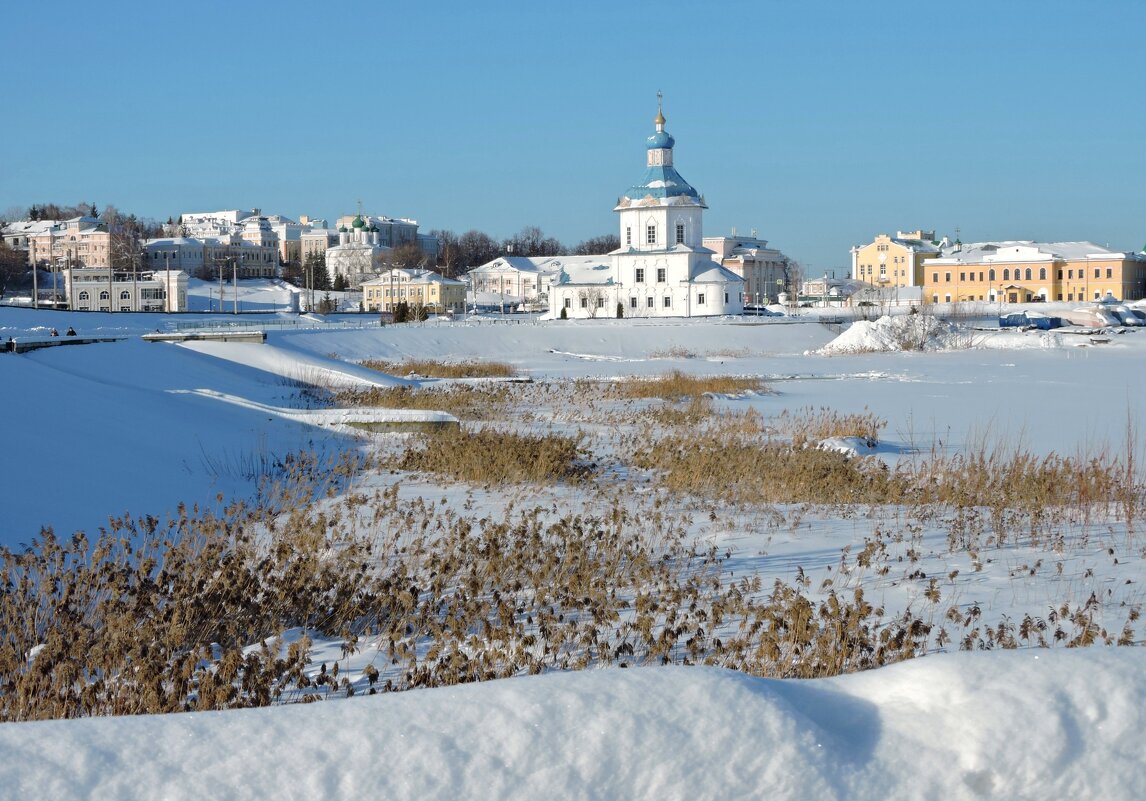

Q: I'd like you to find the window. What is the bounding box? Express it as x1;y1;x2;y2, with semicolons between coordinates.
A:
580;296;588;308
646;297;654;308
1095;268;1100;279
564;297;572;309
959;272;965;282
625;227;631;246
1003;269;1010;280
78;291;89;301
697;293;705;305
99;290;110;300
597;296;605;308
725;292;729;304
635;268;644;283
989;269;996;281
630;297;637;309
675;222;685;244
945;273;951;283
663;296;671;308
656;268;666;283
1107;268;1113;278
646;224;656;244
1039;268;1046;280
1068;269;1073;279
120;290;131;300
1025;268;1032;281
1057;270;1063;279
932;273;938;283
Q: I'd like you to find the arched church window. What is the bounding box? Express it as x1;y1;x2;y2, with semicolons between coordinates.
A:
675;222;685;244
646;223;656;245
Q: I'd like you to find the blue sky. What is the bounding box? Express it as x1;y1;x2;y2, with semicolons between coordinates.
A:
3;0;1144;272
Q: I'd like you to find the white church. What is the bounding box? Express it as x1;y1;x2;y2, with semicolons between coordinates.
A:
547;101;744;319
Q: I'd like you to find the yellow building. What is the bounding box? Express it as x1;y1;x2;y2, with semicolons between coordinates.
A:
851;230;942;289
361;268;466;313
921;241;1146;303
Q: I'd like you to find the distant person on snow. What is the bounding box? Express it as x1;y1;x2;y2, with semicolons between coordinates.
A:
49;328;59;337
65;326;76;336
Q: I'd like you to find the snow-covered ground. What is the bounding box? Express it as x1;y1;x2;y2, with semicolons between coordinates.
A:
2;282;1145;798
1;649;1142;801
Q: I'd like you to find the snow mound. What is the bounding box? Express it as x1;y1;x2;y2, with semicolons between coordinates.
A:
818;315;972;354
0;650;1142;800
818;314;1064;354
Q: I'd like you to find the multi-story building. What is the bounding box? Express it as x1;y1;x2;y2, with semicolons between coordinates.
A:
361;268;466;313
4;216;114;268
704;232;792;305
469;256;566;306
546;101;744;319
64;266;188;312
143;237;278;279
850;230;942;291
300;227;339;261
921;241;1146;303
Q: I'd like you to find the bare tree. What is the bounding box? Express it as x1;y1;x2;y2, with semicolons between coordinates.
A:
577;286;607;318
429;228;463;277
505;225;563;257
388;242;428;270
0;239;25;296
457;229;500;271
573;234;620;255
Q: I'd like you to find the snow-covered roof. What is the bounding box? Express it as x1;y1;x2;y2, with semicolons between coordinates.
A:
928;240;1144;265
362;269;463;287
891;237;940;253
144;237;202;247
469;256;558;275
691;263;745;284
2;219;59;236
550;258;613;285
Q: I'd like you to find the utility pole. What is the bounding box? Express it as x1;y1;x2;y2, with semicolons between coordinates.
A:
30;240;39;309
213;253;228;312
233;256;238;314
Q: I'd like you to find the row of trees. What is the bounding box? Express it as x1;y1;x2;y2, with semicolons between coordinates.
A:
430;226;619;277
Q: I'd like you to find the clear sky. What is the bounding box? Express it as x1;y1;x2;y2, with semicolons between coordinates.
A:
3;0;1144;272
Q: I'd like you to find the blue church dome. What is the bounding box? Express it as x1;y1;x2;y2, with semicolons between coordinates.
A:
621;105;702;204
646;130;674;150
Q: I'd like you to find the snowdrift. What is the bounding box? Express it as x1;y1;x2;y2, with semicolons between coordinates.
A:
819;314;1063;354
0;650;1142;801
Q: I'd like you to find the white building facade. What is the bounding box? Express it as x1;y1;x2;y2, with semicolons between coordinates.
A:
547;103;744;319
64;267;188;312
325;215;392;288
